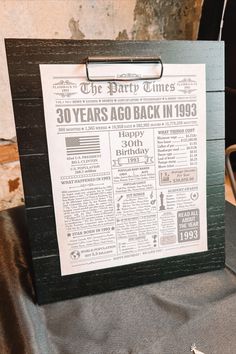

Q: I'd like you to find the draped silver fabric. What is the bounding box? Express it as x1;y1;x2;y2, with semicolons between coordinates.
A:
1;205;236;354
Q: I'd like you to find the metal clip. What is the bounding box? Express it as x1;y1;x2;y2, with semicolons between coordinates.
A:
86;56;163;81
191;343;205;354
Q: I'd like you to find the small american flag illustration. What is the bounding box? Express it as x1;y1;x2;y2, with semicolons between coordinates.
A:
65;136;100;155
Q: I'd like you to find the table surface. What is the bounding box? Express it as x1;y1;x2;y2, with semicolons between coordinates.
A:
0;203;235;354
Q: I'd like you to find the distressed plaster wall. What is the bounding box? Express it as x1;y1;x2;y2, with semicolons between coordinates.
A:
0;0;203;210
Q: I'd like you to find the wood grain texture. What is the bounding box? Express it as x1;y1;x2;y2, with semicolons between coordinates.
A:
5;39;225;304
5;39;224;96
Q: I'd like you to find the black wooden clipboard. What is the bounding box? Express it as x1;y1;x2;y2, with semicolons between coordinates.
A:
5;39;225;305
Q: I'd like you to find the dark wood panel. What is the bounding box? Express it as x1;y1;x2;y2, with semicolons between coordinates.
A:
207;139;225;186
206;92;225;140
5;39;224;99
5;39;225;304
34;245;224;305
26;206;59;257
207;184;225;247
19;154;53;207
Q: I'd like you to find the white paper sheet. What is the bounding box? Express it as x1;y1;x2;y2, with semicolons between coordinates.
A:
40;63;207;276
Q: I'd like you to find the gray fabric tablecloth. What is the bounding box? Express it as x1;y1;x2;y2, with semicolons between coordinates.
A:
0;204;236;354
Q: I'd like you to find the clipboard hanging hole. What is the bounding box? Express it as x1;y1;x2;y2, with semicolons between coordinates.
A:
86;56;163;82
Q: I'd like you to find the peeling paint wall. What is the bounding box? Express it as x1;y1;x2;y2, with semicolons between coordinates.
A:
0;160;24;210
0;0;203;210
132;0;202;40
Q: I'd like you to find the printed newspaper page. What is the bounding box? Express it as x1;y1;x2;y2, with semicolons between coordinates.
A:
40;64;207;276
